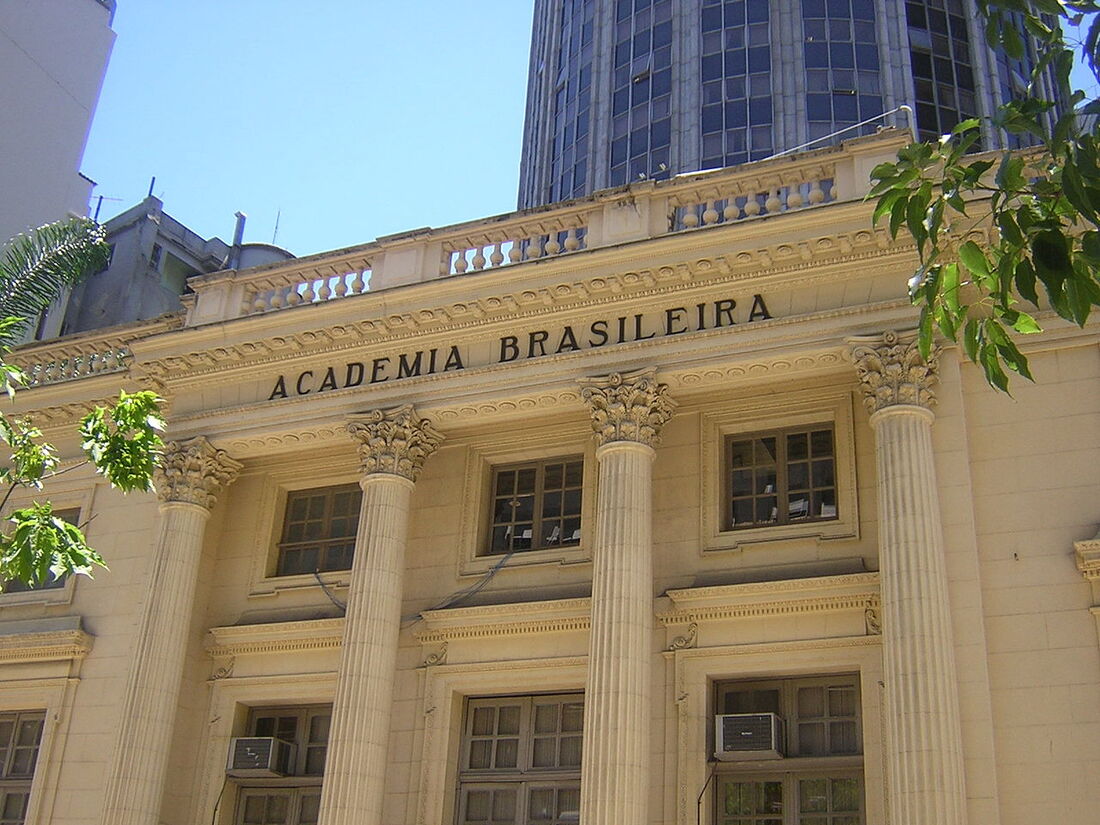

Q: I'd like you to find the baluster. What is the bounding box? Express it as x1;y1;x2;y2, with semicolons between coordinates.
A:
808;180;826;204
508;240;523;263
301;279;316;303
702;201;719;225
820;179;833;201
765;190;781;213
472;246;487;270
682;205;700;227
564;228;580;251
545;232;561;255
287;285;303;306
270;285;286;309
723;198;741;222
351;269;366;294
745;195;761;216
317;277;332;301
786;185;804;209
334;273;349;298
526;235;544;259
490;243;505;267
453;249;469;274
253;292;268;313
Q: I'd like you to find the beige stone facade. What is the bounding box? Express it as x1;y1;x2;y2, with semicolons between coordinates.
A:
4;131;1099;825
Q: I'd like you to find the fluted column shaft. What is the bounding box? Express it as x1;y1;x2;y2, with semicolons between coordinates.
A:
317;473;414;824
582;440;655;825
317;405;442;825
101;438;240;825
851;331;968;825
578;369;674;825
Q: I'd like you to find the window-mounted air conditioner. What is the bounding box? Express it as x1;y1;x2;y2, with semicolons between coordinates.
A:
226;737;296;777
714;713;785;761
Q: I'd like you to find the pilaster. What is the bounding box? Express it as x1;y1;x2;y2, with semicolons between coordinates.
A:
577;368;674;825
849;330;968;825
100;437;240;825
317;405;442;825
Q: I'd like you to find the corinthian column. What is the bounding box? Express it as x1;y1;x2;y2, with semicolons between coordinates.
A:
101;437;241;825
577;369;675;825
849;331;968;825
317;405;442;825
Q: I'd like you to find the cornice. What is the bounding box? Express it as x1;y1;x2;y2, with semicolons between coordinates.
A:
0;629;94;664
1075;534;1100;581
205;617;345;658
658;573;880;626
414;598;591;643
137;225;921;387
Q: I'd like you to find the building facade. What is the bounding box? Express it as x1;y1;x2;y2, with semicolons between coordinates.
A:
4;132;1100;825
0;0;115;246
517;0;1054;208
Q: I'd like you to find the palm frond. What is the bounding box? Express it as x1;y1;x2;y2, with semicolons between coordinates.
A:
0;218;111;344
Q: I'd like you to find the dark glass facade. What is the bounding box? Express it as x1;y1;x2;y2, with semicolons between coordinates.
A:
699;0;772;170
608;0;674;187
518;0;1057;209
803;0;883;143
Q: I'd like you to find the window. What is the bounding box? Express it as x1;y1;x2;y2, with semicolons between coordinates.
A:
725;427;836;530
1;508;80;594
714;676;863;825
0;711;45;825
277;486;361;576
458;695;583;825
234;706;330;825
487;460;583;555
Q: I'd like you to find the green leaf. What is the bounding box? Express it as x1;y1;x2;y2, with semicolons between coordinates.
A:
0;503;105;587
963;318;981;363
918;307;934;361
958;241;990;278
79;391;165;492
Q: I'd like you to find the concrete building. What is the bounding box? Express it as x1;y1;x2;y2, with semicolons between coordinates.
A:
518;0;1055;207
51;197;295;337
0;0;116;246
5;131;1100;825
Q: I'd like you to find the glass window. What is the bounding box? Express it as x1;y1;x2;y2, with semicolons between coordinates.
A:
277;485;361;576
459;695;583;825
0;711;45;825
725;426;837;530
715;677;863;825
488;459;583;555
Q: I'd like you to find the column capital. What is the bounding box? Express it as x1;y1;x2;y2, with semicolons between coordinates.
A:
155;437;241;509
848;330;939;415
346;405;443;482
579;368;676;448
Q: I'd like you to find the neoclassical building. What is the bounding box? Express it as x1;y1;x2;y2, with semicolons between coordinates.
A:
5;131;1099;825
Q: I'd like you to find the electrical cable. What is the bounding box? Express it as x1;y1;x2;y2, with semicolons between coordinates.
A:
312;571;347;614
401;546;519;628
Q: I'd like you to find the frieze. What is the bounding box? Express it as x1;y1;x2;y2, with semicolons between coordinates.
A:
205;617;346;659
0;628;94;664
415;598;591;643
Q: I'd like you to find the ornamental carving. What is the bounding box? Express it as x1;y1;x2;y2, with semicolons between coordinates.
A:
155;437;242;509
848;330;938;414
346;405;443;481
578;368;676;447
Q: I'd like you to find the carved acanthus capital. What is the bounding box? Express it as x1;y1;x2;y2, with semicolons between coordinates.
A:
155;437;242;509
848;330;938;414
346;405;443;481
579;368;676;448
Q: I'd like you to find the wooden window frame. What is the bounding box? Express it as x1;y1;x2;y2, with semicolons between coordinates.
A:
0;711;45;825
276;485;362;577
484;458;584;557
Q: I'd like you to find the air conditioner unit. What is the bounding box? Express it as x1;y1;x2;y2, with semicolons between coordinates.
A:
226;737;296;777
714;713;785;761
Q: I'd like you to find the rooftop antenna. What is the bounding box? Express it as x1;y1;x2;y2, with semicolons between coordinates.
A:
228;211;246;269
147;176;156;198
272;208;281;246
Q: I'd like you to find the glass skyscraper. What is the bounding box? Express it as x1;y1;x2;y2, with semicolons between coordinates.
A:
517;0;1056;209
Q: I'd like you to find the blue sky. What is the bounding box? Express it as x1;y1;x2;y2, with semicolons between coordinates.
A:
81;2;535;257
82;4;1100;259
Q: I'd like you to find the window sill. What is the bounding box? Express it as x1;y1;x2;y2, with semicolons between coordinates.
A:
711;754;864;773
707;517;854;552
0;578;75;607
248;570;351;598
459;544;591;577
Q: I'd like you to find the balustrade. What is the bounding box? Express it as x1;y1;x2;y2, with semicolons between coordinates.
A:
443;224;588;276
241;261;371;315
13;343;132;387
672;164;834;231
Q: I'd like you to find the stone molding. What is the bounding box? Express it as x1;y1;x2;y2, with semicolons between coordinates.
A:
155;436;242;509
346;405;443;481
659;573;880;627
415;598;591;643
0;629;93;664
848;329;938;414
579;368;676;447
1074;533;1100;581
205;618;345;659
